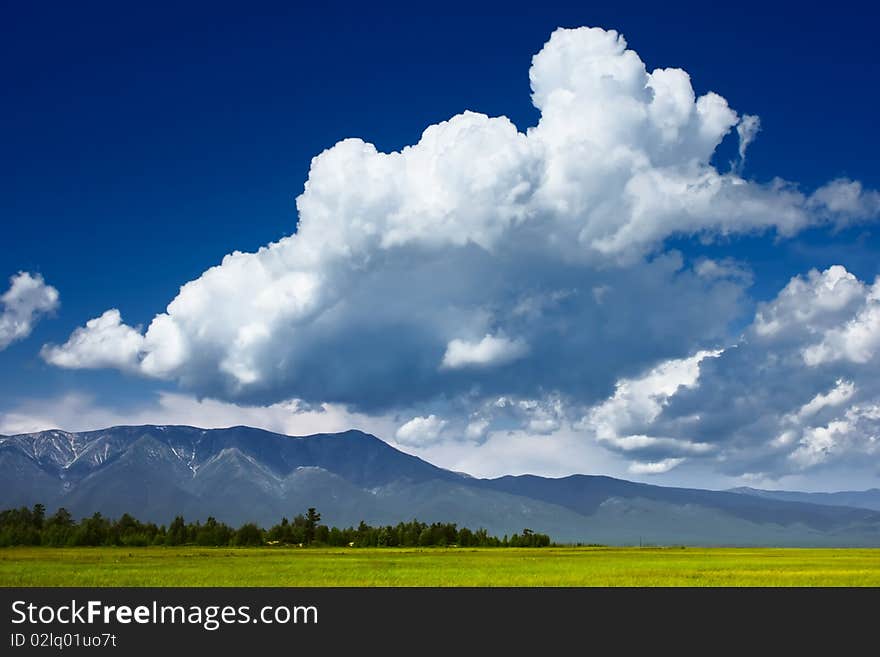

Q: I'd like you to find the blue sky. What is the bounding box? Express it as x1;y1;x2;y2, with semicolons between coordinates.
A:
2;1;879;489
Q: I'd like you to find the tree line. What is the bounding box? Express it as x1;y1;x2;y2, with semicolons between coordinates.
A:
0;504;551;548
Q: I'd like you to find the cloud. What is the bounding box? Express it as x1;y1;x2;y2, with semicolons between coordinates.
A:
41;309;144;371
41;26;879;440
694;257;752;284
808;179;880;226
0;391;396;440
802;283;880;365
628;458;685;475
0;272;59;351
464;418;490;441
735;114;760;170
574;349;721;468
634;266;880;477
440;333;529;370
791;379;855;421
395;414;448;445
752;265;865;338
409;422;635;480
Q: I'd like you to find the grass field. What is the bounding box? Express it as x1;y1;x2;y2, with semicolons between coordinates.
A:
2;546;880;586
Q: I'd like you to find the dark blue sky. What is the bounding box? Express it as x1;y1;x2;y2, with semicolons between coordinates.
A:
2;0;879;409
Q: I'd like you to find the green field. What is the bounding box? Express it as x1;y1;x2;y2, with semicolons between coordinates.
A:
2;546;880;586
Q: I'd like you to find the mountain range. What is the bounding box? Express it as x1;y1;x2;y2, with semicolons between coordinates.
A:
2;424;879;546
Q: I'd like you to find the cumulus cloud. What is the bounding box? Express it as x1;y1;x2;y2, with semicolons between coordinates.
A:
395;414;448;445
38;27;880;483
573;349;721;472
634;266;880;477
802;282;880;365
464;418;490;441
41;309;144;371
440;333;529;370
751;265;865;339
0;272;59;351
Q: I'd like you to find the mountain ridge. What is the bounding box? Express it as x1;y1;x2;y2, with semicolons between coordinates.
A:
728;486;880;512
2;424;880;546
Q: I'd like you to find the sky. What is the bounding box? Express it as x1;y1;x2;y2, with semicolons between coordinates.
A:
2;0;880;491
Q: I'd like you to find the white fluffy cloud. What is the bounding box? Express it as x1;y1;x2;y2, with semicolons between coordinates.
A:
636;266;880;477
570;349;720;473
41;309;144;371
395;414;448;446
0;272;59;351
752;265;865;338
36;27;880;484
802;282;880;365
45;27;876;406
440;333;529;370
795;403;880;467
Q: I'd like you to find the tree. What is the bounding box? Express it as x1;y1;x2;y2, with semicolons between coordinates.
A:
234;523;263;546
32;504;46;529
0;503;553;549
166;515;187;546
328;526;344;546
72;512;109;546
305;508;321;544
43;508;74;546
48;507;73;528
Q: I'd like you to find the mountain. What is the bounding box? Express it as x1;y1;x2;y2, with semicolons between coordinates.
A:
728;487;880;512
2;425;880;546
